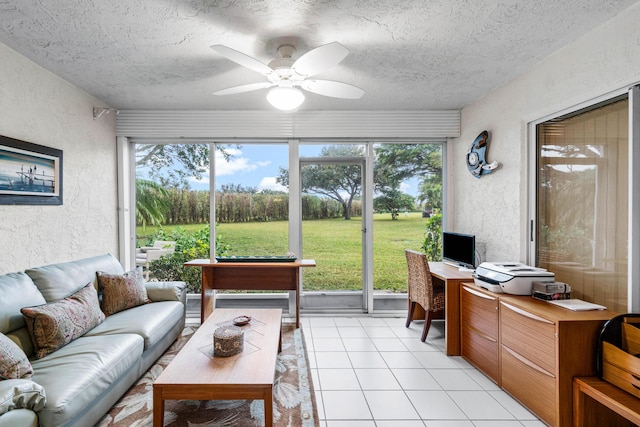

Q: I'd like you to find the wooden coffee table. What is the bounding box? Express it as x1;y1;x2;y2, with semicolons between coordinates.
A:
153;308;283;427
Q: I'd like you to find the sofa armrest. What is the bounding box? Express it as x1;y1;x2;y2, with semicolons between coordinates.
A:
145;281;187;303
0;379;46;416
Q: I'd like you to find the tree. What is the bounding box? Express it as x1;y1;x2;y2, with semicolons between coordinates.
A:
374;144;442;212
417;176;442;212
136;144;209;185
136;178;169;228
135;144;239;224
219;183;257;194
277;145;364;220
374;189;415;220
135;143;238;188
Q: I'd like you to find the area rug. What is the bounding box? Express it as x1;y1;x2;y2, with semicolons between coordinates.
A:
97;324;318;426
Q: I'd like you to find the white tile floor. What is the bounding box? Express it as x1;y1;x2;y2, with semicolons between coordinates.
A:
299;315;546;427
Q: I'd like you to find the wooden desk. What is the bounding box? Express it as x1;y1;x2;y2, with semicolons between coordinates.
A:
428;262;474;356
185;259;316;327
574;377;640;427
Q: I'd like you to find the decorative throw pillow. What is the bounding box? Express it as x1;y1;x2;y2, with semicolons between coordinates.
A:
21;283;105;359
0;333;33;380
97;267;149;316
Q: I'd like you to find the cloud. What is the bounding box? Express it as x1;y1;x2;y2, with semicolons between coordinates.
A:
188;175;209;188
257;177;288;193
187;148;265;188
214;149;258;176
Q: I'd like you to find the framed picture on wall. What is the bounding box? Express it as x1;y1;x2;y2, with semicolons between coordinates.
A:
0;135;63;205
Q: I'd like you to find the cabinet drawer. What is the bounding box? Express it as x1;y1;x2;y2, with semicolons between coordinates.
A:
461;285;498;340
501;344;556;426
462;326;499;382
500;301;556;374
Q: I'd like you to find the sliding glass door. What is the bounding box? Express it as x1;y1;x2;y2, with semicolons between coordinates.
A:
299;156;367;311
535;96;628;312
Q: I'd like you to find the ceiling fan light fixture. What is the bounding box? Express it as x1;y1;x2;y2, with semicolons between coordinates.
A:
267;86;305;111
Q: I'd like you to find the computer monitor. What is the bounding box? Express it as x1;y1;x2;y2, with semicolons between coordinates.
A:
442;231;476;269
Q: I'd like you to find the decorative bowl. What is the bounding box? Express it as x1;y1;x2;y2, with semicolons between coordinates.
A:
233;315;252;326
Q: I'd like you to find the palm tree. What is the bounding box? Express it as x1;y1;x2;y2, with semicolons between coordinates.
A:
136;178;169;229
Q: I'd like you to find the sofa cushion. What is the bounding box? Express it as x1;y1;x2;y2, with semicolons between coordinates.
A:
26;254;124;302
21;284;105;359
84;301;184;350
97;267;149;316
0;379;46;415
145;280;187;302
0;272;45;335
0;333;32;380
31;333;143;427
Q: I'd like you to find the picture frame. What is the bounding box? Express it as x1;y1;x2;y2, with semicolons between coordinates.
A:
0;135;63;205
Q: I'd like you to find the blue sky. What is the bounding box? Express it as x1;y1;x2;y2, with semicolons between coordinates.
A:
189;144;289;192
167;143;419;197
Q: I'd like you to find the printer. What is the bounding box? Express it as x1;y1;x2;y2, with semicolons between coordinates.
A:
473;262;555;295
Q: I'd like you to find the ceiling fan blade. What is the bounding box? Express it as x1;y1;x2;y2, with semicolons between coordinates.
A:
210;45;273;75
301;80;364;99
292;42;349;77
213;82;274;96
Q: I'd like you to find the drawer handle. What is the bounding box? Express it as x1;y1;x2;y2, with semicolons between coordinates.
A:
503;345;555;378
501;302;554;324
469;325;497;343
463;286;497;300
631;374;640;389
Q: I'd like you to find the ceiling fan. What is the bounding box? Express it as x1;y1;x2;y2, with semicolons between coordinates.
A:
210;42;365;110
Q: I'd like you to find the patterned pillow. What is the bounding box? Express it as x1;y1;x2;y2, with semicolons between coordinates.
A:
0;333;33;380
21;283;105;359
97;267;149;316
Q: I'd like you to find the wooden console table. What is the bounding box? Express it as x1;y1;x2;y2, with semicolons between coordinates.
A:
184;259;316;327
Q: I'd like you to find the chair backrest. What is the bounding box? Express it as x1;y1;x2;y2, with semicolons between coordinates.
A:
153;240;176;252
146;248;172;262
405;249;434;307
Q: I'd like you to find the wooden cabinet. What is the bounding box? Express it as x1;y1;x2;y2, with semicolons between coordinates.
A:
459;282;614;427
498;297;612;427
460;284;499;383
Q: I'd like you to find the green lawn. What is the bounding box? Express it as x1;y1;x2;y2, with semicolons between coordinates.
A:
137;212;426;292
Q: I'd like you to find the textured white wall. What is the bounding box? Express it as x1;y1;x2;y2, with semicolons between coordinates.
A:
0;42;118;274
450;3;640;263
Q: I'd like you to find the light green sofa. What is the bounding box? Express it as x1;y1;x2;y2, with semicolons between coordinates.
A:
0;254;187;427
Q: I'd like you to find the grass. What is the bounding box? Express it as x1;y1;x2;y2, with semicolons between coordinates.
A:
137;212;426;293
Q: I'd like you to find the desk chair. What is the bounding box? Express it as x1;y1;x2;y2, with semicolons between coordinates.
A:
405;249;445;342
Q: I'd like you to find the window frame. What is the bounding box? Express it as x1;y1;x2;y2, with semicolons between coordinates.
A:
122;138;446;313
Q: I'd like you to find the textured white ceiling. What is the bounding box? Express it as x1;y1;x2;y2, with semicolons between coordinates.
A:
0;0;636;111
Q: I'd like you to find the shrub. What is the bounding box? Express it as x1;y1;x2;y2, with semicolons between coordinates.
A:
422;212;442;261
144;225;230;293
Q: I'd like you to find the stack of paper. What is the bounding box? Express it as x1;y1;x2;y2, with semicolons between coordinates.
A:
547;299;606;311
